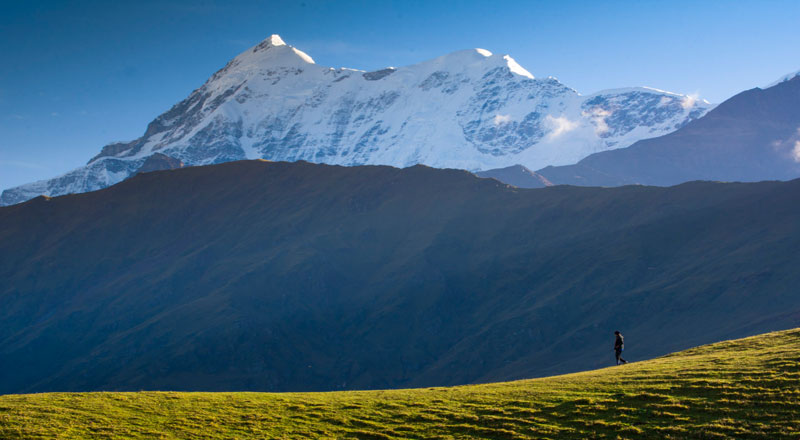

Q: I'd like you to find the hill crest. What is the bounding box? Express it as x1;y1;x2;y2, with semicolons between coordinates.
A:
2;327;798;439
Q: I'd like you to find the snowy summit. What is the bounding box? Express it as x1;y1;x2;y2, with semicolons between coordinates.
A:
1;34;712;205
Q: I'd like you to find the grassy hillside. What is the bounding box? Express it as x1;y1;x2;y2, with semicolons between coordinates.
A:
1;328;798;439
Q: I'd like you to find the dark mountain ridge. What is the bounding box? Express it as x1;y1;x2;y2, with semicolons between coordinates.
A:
1;160;799;394
475;164;552;188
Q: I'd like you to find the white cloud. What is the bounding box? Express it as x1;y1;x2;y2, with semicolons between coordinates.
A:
493;114;512;126
793;141;800;162
545;115;578;139
681;93;699;109
582;108;612;135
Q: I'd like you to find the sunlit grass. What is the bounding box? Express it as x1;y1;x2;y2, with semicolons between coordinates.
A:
1;328;799;439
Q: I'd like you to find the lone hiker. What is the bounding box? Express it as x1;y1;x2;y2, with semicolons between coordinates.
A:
614;331;627;365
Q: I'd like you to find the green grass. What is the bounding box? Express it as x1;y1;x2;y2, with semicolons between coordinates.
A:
2;328;799;439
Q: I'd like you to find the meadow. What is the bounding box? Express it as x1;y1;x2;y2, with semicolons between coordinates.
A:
1;328;799;439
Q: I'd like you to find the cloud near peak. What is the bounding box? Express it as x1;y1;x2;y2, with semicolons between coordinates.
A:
793;141;800;163
681;93;699;109
545;115;578;139
493;114;512;126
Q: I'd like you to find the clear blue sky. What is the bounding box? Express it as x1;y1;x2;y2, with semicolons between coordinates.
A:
2;0;799;190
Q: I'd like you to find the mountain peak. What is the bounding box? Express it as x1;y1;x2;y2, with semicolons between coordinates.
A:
254;34;287;50
239;34;315;66
410;48;533;79
502;54;534;79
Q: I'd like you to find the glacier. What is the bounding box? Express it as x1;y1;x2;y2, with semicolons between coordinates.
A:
1;34;712;205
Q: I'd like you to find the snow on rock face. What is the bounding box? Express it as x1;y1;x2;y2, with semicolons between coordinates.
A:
766;70;800;88
1;34;712;205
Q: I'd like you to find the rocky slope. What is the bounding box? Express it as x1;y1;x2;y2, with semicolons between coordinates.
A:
1;35;710;205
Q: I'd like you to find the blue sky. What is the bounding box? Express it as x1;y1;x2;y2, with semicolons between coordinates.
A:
2;0;799;190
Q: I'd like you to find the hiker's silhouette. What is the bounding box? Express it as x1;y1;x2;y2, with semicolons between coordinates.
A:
614;331;627;365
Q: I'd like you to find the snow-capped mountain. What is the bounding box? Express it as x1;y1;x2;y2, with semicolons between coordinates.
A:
1;34;711;205
536;74;800;187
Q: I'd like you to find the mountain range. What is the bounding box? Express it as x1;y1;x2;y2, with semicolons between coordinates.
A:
535;74;800;186
0;34;710;206
2;160;799;393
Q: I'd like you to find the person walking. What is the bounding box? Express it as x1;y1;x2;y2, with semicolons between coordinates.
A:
614;331;627;365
